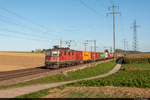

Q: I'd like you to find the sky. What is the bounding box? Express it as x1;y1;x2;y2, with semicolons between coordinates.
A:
0;0;149;52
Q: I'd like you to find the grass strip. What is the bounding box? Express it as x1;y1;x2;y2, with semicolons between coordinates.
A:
16;88;50;98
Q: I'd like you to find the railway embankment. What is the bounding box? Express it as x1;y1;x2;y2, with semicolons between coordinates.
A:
0;59;113;87
0;61;121;98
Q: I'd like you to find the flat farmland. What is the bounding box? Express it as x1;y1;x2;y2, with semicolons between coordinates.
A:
126;53;150;58
0;52;45;72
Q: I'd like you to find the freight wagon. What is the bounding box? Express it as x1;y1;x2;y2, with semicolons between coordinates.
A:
45;46;113;68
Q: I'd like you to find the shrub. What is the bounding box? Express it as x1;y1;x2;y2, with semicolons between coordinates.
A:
124;58;150;64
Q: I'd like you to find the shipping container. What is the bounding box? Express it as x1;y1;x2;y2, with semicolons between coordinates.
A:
100;53;104;59
82;51;91;61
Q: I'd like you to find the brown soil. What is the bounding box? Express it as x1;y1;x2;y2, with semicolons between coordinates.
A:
44;86;150;98
0;52;45;72
125;66;150;71
126;54;150;58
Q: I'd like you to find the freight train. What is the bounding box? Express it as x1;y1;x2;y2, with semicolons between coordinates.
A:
45;46;113;68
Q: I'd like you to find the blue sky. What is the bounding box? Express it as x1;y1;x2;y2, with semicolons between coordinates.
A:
0;0;149;52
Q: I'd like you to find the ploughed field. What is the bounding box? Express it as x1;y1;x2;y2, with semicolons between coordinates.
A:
0;52;45;72
126;53;150;58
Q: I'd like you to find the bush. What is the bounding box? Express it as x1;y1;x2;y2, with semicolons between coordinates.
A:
124;58;150;64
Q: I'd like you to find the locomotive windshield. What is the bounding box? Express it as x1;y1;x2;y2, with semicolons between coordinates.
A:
46;51;50;56
52;51;60;56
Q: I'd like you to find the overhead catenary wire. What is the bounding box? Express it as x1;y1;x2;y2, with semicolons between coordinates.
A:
0;6;81;36
0;19;61;42
0;14;59;38
0;28;52;41
79;0;108;51
0;6;49;31
0;10;80;40
0;6;64;40
0;3;110;51
0;32;61;44
79;0;102;16
0;33;47;42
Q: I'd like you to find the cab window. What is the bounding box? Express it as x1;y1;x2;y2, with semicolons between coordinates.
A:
52;51;60;56
46;51;50;56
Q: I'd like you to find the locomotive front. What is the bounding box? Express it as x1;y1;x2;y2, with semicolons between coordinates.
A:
45;49;61;68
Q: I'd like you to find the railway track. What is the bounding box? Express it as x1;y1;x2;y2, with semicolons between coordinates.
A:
0;67;52;81
0;65;77;81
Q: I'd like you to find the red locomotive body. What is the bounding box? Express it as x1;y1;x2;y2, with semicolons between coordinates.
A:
45;46;83;68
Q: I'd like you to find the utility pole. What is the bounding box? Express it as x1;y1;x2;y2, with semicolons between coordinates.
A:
94;40;96;61
90;46;93;52
126;41;128;52
84;42;88;51
60;40;75;48
126;40;128;55
132;20;140;53
60;40;62;48
123;39;126;55
85;40;96;61
107;4;121;58
65;40;73;48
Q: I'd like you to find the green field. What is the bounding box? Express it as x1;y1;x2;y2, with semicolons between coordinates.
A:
68;64;150;88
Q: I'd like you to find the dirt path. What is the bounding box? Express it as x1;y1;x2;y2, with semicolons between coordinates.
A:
0;64;121;98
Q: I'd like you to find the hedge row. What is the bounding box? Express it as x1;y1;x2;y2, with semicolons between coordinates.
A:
124;58;150;64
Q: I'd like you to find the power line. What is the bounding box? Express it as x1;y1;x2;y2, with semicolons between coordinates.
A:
0;13;80;40
0;7;62;39
80;0;101;16
0;6;81;37
0;16;44;33
0;6;48;30
0;28;51;41
0;14;61;40
123;39;128;54
0;33;47;42
0;14;52;34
